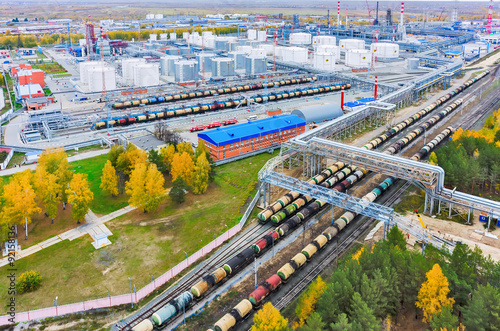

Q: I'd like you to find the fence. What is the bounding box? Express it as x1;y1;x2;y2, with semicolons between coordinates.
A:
0;224;242;326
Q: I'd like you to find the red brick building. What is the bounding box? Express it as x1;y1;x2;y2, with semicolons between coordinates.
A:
17;69;46;88
198;115;306;161
11;64;32;76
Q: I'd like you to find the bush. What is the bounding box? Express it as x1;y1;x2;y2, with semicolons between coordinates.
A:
17;270;42;294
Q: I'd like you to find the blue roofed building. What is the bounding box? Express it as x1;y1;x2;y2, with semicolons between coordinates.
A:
198;114;306;161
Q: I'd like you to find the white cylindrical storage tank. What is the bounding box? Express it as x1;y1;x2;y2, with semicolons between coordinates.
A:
312;36;336;46
150;34;157;42
196;52;216;72
339;39;366;51
407;58;419;70
313;53;336;71
203;36;216;48
160;55;181;76
202;31;213;38
250;48;266;57
237;45;253;54
282;47;308;63
133;63;160;87
316;45;341;61
258;31;267;42
88;66;116;92
79;61;100;85
211;57;235;77
121;58;146;84
174;60;198;82
159;33;168;40
170;33;177;41
245;56;266;74
258;44;274;56
275;46;285;59
370;42;399;58
345;49;372;68
182;32;189;40
228;51;246;69
289;32;312;45
248;29;257;40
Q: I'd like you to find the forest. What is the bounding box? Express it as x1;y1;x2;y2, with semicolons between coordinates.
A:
434;109;500;196
252;227;500;331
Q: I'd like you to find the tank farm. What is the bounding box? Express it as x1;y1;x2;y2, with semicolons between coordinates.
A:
92;77;351;130
129;71;489;331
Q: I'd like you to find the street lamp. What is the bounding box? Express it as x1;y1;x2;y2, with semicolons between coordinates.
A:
128;276;133;308
54;296;58;316
184;251;188;260
224;224;228;232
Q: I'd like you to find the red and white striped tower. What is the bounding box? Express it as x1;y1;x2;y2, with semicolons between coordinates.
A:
374;76;378;99
399;2;406;41
400;2;404;26
318;24;321;36
341;86;345;110
487;0;493;34
337;1;341;27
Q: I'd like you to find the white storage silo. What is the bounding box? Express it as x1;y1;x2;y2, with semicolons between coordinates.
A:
121;58;146;84
316;45;341;62
345;49;371;68
170;33;177;41
133;63;160;87
274;46;285;59
174;60;198;82
203;36;216;48
289;33;312;45
160;33;169;40
250;48;266;57
313;53;336;71
237;45;253;54
182;32;190;40
370;42;399;59
150;34;157;42
259;44;274;56
211;57;235;77
245;56;266;74
202;31;213;38
229;51;246;69
88;66;116;92
339;39;366;51
312;36;336;46
160;56;181;76
282;47;308;63
248;29;257;40
79;61;101;86
258;31;267;42
197;52;216;72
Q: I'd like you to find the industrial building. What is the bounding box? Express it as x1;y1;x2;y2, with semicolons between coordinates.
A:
291;104;344;123
198;115;306;161
16;69;46;88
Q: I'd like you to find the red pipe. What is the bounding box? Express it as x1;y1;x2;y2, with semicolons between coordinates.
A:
341;86;345;110
374;76;378;99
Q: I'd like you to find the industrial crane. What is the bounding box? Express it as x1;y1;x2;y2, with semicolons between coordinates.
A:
414;210;431;239
365;0;373;24
438;8;445;21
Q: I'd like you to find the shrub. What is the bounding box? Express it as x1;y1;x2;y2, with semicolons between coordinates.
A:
17;270;42;294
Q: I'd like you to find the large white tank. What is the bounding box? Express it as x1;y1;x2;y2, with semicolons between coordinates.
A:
159;33;168;40
249;48;266;57
160;55;181;76
170;33;177;41
345;49;372;68
228;51;247;69
312;36;336;46
259;44;274;56
196;52;216;72
88;66;116;92
289;33;312;45
182;32;189;40
282;47;308;63
315;45;341;61
174;60;198;82
150;34;157;42
133;63;160;87
237;45;253;54
211;57;235;77
313;52;336;71
245;56;266;74
274;46;286;59
203;36;216;48
339;39;366;51
247;29;257;40
121;58;146;84
79;61;101;85
202;31;213;38
370;42;399;58
258;31;267;42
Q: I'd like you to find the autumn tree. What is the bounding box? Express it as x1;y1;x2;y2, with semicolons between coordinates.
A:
116;144;148;175
429;152;438;165
1;170;40;240
416;263;455;323
108;144;125;167
191;153;210;194
251;302;288;331
33;165;61;224
37;147;73;205
176;141;194;156
298;313;326;331
66;173;94;224
126;163;166;212
171;151;195;186
295;276;327;327
100;160;119;196
160;144;176;172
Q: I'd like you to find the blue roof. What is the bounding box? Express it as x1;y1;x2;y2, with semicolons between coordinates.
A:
198;115;306;147
344;101;365;108
357;97;376;103
445;50;462;55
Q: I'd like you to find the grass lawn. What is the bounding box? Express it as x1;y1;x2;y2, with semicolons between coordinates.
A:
32;62;67;74
6;152;25;168
0;151;276;312
71;153;129;215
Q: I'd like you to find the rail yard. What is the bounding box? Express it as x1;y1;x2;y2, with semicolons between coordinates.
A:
2;2;500;330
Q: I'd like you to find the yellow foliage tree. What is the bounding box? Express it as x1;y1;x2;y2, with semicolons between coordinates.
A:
66;173;94;224
1;170;40;240
126;163;166;212
252;302;288;331
452;128;464;142
33;165;61;224
116;144;148;175
100;160;119;196
429;152;439;165
352;246;364;262
415;264;455;323
191;153;210;194
176;142;194;156
171;152;195;186
160;144;176;172
294;276;327;328
37;147;73;203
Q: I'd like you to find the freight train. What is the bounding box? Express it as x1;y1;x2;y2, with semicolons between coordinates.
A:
410;126;454;161
362;70;489;151
93;84;351;130
111;77;317;109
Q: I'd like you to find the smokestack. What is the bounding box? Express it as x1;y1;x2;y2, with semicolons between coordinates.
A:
374;76;378;99
338;1;340;27
400;2;404;26
341;86;345;110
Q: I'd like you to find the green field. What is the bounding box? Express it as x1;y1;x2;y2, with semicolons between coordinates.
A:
31;62;67;74
0;152;275;311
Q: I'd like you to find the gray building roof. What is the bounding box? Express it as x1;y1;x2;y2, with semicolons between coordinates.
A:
291;104;343;123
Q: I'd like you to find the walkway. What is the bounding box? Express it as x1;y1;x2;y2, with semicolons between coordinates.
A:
0;148;109;176
0;205;136;267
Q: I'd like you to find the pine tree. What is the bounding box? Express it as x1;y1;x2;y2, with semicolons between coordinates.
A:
169;177;188;204
317;271;354;325
415;264;455;323
191;153;210;194
350;292;380;331
429;305;459;331
330;313;353;331
386;225;407;250
463;284;500;330
295;276;327;327
100;160;119;196
171;151;195;186
251;302;288;331
66;173;94;224
299;313;326;331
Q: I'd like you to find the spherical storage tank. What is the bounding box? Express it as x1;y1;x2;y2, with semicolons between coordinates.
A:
289;33;312;45
313;52;336;71
292;104;343;123
133;63;160;87
345;49;371;68
370;42;399;59
282;47;308;63
339;39;366;51
315;45;341;62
